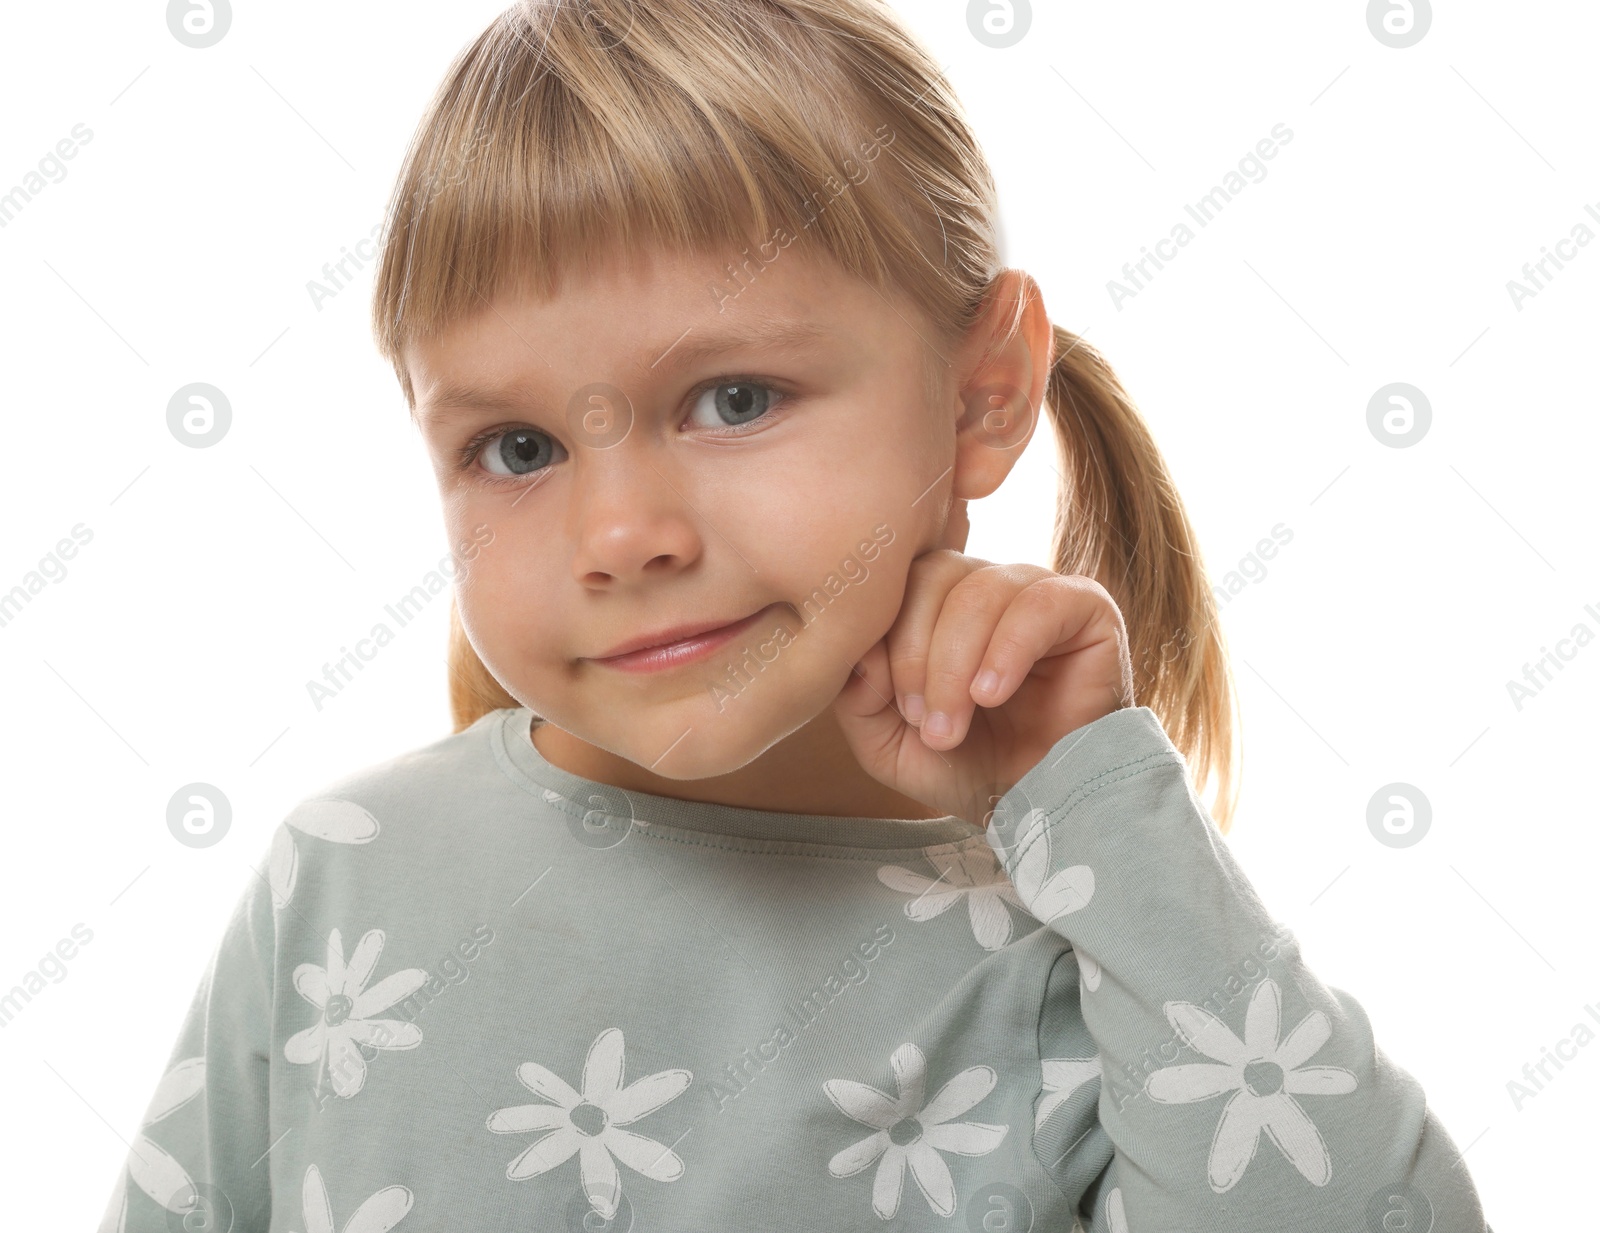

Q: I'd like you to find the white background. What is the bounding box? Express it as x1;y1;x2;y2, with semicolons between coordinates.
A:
2;0;1594;1228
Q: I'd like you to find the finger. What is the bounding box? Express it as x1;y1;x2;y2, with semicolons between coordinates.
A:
882;550;976;729
831;636;919;786
918;566;1039;748
833;635;895;724
972;575;1129;709
968;576;1090;705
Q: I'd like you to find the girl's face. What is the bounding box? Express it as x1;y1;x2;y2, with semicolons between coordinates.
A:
405;244;975;780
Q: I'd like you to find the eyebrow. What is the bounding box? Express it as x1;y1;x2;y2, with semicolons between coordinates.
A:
417;319;834;419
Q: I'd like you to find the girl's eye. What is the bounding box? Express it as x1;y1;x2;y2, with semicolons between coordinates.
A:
472;427;564;482
684;379;787;432
461;377;788;487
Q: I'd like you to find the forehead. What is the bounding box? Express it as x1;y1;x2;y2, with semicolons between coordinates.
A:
404;242;865;407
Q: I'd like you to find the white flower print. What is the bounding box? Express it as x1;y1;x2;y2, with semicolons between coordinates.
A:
879;814;1095;952
285;927;427;1100
1036;1055;1101;1132
1145;977;1357;1192
99;1057;205;1233
1105;1185;1130;1233
1078;949;1103;992
269;799;381;909
290;1163;412;1233
824;1042;1008;1220
487;1027;691;1221
877;846;1027;950
1004;808;1096;926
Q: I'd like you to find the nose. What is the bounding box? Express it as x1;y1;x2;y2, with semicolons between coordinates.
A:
567;447;705;587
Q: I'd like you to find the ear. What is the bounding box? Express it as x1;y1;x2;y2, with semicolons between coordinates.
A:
948;269;1052;506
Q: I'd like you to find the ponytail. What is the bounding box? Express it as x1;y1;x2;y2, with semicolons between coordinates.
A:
1042;326;1240;833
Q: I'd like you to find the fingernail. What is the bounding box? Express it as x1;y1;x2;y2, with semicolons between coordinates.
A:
904;694;926;723
974;669;999;696
924;711;951;738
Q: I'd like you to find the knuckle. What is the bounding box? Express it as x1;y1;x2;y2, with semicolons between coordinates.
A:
1063;572;1115;606
943;574;1000;619
1017;575;1069;609
885;627;929;678
887;643;928;684
1045;572;1123;622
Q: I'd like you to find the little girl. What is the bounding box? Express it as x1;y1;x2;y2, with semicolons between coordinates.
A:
101;2;1491;1230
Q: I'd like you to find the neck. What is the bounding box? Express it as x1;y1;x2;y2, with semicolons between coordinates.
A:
531;709;948;821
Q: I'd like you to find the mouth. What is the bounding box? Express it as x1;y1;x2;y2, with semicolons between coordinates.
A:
587;605;779;674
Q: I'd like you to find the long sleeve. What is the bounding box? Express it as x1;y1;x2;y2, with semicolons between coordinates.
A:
988;706;1488;1232
99;845;276;1233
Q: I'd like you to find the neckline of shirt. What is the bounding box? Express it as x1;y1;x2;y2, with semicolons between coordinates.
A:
488;705;986;854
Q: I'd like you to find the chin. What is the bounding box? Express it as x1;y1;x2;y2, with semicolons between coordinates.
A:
629;720;781;781
615;691;815;781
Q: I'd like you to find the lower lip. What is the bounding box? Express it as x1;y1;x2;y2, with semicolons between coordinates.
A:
589;606;775;674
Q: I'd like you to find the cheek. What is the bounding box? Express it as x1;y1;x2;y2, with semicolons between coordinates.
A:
448;507;554;638
788;514;922;649
754;431;939;637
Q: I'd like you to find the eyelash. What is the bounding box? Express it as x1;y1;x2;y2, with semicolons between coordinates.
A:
457;374;794;488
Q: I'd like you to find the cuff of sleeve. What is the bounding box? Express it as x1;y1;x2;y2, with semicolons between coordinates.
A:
983;705;1185;870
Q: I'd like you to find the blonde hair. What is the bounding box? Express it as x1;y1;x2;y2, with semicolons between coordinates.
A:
369;0;1240;831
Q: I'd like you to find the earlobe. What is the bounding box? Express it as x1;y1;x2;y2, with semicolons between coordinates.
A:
949;375;1041;502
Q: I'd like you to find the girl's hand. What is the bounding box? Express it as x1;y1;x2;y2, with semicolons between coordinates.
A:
832;549;1135;829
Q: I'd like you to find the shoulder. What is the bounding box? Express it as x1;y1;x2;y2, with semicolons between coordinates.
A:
264;708;523;914
311;707;512;807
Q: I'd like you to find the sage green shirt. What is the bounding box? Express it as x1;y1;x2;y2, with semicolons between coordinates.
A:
100;705;1490;1232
